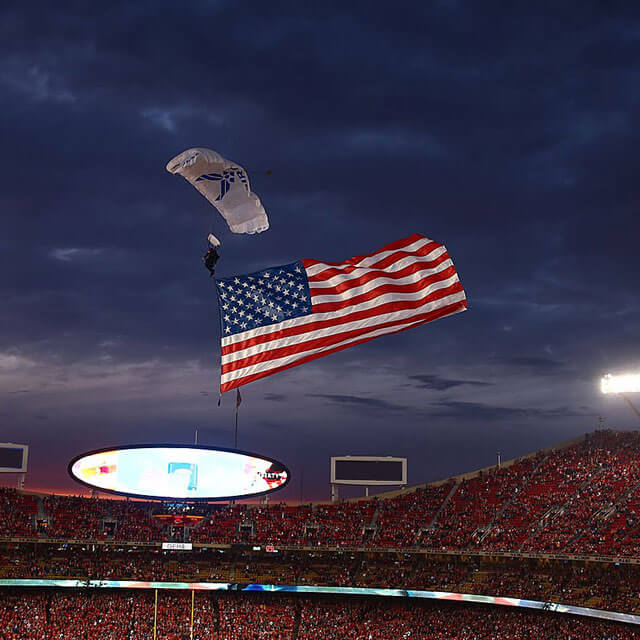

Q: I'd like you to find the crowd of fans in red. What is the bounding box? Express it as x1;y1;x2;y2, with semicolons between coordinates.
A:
4;430;640;558
296;597;636;640
4;429;640;637
0;490;37;538
0;590;636;639
37;494;165;542
2;545;640;614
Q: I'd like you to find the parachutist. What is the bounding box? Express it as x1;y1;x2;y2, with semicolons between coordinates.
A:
203;247;219;277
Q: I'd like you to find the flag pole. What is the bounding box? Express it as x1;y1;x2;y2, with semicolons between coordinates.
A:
234;388;242;448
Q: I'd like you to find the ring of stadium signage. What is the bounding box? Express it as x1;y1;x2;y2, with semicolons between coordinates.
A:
68;444;290;501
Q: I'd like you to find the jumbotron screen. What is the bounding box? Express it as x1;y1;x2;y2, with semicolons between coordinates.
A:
69;445;290;500
0;446;25;471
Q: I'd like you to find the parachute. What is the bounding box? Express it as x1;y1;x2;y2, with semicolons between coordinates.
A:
166;148;269;235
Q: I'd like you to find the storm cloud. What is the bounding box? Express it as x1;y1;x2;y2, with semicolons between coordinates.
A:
1;1;639;499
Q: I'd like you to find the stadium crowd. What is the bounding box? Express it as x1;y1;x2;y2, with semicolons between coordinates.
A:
0;489;37;538
2;545;640;614
0;590;637;639
4;429;640;634
4;431;640;559
40;495;165;542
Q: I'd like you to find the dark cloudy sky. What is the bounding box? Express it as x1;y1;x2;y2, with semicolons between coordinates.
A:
1;1;639;500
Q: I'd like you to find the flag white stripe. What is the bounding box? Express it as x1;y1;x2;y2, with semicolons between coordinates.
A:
309;259;454;304
221;273;462;348
221;294;465;384
222;284;464;365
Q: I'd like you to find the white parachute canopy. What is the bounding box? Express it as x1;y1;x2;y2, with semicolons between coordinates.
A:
166;148;269;235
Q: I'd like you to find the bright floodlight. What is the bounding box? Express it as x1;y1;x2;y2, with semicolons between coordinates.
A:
601;373;640;395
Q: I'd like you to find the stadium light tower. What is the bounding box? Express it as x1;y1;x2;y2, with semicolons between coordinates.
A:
601;373;640;423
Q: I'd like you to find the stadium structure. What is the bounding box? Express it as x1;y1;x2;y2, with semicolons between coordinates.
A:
3;429;640;638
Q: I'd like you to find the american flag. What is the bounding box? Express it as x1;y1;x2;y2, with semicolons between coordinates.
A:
216;233;467;393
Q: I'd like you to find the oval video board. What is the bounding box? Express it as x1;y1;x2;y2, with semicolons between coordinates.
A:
68;445;290;501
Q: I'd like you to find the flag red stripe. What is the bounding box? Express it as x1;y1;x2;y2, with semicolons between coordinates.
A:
222;288;466;373
311;266;459;313
358;242;445;272
307;251;451;296
219;234;467;393
303;240;442;281
302;233;426;271
220;301;465;392
221;281;465;357
221;294;465;375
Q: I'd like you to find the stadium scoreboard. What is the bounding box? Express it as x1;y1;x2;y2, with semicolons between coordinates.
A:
331;456;407;486
69;445;290;501
0;443;28;473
